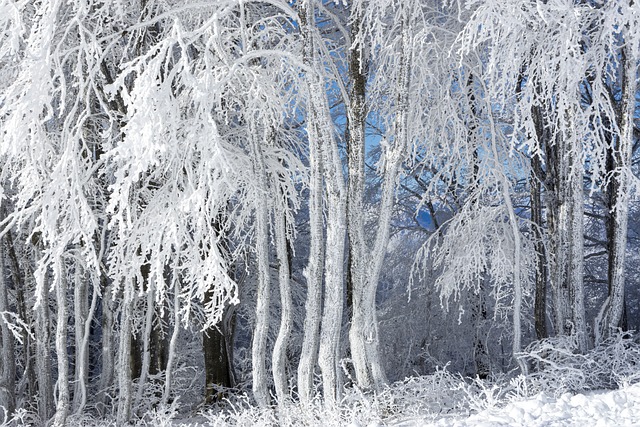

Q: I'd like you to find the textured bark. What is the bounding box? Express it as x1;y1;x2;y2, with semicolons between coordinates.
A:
317;115;347;405
53;259;69;427
296;1;325;404
547;108;586;352
73;272;99;415
162;281;181;405
98;276;115;410
250;123;272;407
272;207;293;403
531;104;548;340
0;235;16;417
4;230;36;405
117;291;133;425
203;307;232;403
72;268;89;413
134;288;155;409
34;254;54;423
346;8;371;392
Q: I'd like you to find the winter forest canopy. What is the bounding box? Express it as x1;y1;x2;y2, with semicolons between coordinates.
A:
1;0;640;425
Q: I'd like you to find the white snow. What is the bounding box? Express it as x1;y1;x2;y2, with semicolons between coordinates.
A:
393;384;640;427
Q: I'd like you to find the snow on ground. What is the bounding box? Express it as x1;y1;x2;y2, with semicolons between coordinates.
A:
388;383;640;427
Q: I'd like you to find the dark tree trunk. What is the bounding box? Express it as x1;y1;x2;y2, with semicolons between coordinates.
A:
203;296;234;404
531;104;548;340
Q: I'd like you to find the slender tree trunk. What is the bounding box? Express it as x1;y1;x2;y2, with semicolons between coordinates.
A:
296;1;325;404
350;7;414;390
6;229;37;410
117;286;134;425
317;110;347;405
531;102;548;340
72;267;88;413
53;258;69;427
250;121;272;407
0;234;16;417
162;279;180;406
134;287;155;409
98;275;115;410
73;271;99;415
346;7;371;392
34;253;54;423
272;207;293;403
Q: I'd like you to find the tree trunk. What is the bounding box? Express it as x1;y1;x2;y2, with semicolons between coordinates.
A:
346;7;371;392
272;206;293;403
548;107;587;352
0;234;16;417
250;121;272;407
72;267;89;413
98;274;115;411
317;117;347;405
296;1;325;405
203;306;233;403
5;229;36;407
595;42;635;343
162;280;181;406
53;258;69;427
117;287;134;425
531;103;548;340
34;253;54;423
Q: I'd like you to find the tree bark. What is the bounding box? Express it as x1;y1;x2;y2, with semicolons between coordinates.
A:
0;232;16;417
297;0;326;404
250;121;272;407
531;103;548;340
272;206;293;403
53;258;69;427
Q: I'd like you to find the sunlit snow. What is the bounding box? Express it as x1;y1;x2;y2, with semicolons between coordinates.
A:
390;384;640;427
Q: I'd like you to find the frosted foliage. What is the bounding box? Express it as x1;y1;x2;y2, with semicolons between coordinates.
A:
104;3;304;327
415;203;533;316
1;0;640;423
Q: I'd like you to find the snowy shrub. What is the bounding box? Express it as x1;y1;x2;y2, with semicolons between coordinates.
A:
520;332;640;395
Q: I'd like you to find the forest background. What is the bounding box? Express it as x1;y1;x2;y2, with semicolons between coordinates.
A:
1;0;640;425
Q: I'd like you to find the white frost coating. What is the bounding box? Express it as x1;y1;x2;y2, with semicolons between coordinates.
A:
297;120;325;404
135;286;155;408
350;4;413;390
297;62;325;402
250;123;272;408
317;92;347;405
272;206;293;403
34;257;53;423
117;286;133;426
595;38;637;344
0;224;16;416
162;279;181;405
53;258;69;427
